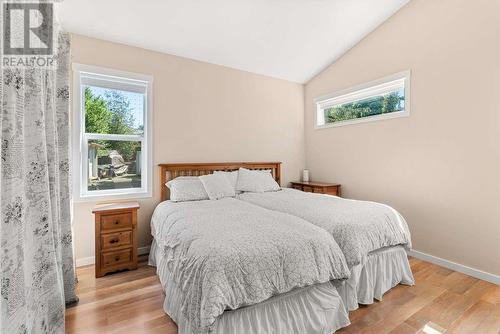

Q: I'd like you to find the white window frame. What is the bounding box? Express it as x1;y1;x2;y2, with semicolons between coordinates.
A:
314;70;411;129
72;63;153;202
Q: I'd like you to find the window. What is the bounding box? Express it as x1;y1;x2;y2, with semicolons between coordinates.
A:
315;71;410;128
72;64;153;201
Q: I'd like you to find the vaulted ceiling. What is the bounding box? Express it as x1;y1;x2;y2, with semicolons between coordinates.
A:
59;0;410;83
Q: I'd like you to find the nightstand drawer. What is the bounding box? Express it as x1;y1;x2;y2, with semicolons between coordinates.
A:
101;213;132;230
303;186;313;192
101;231;132;250
325;187;340;196
102;248;133;267
290;181;341;197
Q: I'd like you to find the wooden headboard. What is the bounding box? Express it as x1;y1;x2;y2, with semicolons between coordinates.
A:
159;162;281;201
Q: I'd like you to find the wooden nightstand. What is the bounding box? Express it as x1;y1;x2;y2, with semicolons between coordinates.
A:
290;181;341;196
93;202;139;278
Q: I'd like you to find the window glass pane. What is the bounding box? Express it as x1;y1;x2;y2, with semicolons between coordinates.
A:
84;85;144;135
87;140;142;191
323;87;404;124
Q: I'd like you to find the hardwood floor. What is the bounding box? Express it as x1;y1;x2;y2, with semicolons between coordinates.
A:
65;255;500;334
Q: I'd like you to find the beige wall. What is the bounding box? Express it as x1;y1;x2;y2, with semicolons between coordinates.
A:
72;0;500;277
305;0;500;275
71;34;305;263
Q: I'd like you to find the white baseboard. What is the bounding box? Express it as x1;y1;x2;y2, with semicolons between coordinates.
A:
138;246;151;256
408;249;500;285
75;256;95;267
75;246;151;268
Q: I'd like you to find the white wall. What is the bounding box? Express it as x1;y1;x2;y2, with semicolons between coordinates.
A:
305;0;500;275
71;34;305;264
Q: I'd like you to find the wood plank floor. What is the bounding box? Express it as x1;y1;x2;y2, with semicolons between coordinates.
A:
65;255;500;334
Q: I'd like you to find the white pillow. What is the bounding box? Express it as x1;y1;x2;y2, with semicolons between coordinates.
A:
235;167;281;193
199;173;236;200
166;177;209;202
214;170;239;193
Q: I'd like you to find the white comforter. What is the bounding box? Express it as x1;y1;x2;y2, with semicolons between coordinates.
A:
151;198;350;334
238;189;412;267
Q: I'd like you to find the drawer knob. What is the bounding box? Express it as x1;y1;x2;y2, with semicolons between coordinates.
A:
114;221;119;225
110;239;119;244
115;256;120;261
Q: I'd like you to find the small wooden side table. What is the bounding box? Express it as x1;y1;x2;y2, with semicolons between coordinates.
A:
93;202;139;278
290;181;341;196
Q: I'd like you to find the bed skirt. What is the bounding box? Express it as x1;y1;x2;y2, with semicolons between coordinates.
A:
335;246;415;311
149;240;350;334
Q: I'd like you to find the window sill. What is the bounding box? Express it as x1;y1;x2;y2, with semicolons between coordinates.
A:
315;109;409;130
72;190;153;203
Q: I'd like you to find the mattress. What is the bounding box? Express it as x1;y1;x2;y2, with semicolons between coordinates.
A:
148;198;349;333
237;189;412;267
150;242;415;330
150;240;351;334
148;191;415;332
236;190;415;310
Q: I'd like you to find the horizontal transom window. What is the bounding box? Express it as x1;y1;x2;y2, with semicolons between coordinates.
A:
315;71;410;128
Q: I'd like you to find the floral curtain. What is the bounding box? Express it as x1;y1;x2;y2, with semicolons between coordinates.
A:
0;13;77;334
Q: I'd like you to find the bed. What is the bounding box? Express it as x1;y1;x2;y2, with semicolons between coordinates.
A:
150;162;351;334
237;188;415;311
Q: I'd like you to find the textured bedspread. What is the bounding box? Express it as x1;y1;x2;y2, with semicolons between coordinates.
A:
151;198;349;334
238;189;412;267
